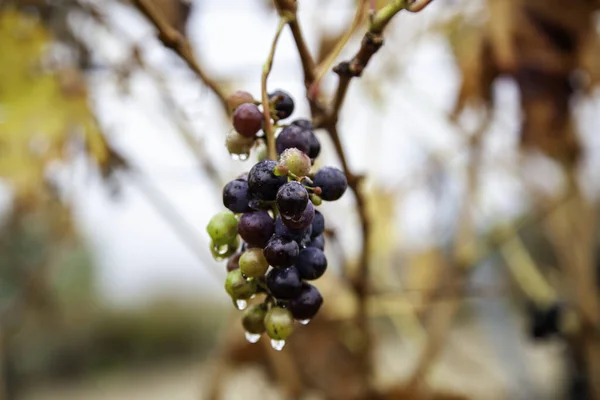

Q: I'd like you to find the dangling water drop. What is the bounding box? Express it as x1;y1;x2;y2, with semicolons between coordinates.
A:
235;299;248;310
244;332;261;343
216;244;229;255
299;319;311;325
231;154;241;161
270;339;286;351
239;153;249;161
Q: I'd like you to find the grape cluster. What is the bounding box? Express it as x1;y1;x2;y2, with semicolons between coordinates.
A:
206;90;348;350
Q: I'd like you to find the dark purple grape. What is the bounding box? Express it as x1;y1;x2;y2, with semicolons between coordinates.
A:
313;167;348;201
311;210;325;238
307;131;321;159
281;201;315;230
223;179;252;213
296;246;327;280
226;252;242;271
276;125;311;155
292;119;312;130
266;266;302;299
264;236;299;268
233;103;263;138
248;160;287;201
288;282;323;320
269;90;295;120
308;235;325;250
275;216;310;242
238;211;274;248
276;181;309;218
527;301;563;340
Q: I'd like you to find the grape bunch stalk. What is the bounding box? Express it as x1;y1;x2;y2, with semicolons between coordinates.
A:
206;89;348;351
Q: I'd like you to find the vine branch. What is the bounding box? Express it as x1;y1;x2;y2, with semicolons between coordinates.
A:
262;17;289;161
132;0;230;114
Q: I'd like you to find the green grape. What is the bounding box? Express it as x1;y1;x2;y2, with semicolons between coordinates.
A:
279;147;311;177
264;307;294;340
225;269;257;300
242;304;267;334
206;212;238;247
239;248;269;278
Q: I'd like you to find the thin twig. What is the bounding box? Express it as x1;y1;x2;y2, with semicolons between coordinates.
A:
310;0;369;98
262;17;289;160
132;0;229;114
274;0;317;89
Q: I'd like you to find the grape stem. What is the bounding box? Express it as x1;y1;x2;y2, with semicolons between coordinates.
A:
262;17;290;161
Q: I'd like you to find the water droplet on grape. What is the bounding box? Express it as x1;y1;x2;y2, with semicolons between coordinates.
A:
235;299;248;310
244;331;261;343
270;339;286;351
239;153;249;161
216;244;229;255
231;154;241;161
299;319;311;325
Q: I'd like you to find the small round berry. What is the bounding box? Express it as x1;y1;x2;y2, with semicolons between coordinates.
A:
309;193;322;206
264;236;299;268
311;210;325;238
225;269;257;300
238;211;274;248
266;266;302;299
227;90;254;113
275;216;310;242
313;167;348;201
279;148;311;177
233;103;263;138
223;179;252;213
307;131;321;159
288;283;323;320
269;90;294;119
264;307;294;340
276;125;311;155
242;304;267;334
226;252;242;272
239;248;269;278
296;247;327;280
248;160;287;201
226;131;254;156
277;181;309;218
206;212;238;247
308;235;325;250
281;201;315;230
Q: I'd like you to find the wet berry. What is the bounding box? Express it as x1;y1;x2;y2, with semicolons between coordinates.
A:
264;236;299;268
223;179;252;213
313;167;348;201
266;266;302;299
248;160;287;201
288;283;323;320
296;247;327;280
238;210;274;248
269;90;294;119
233;103;263;138
277;181;309;218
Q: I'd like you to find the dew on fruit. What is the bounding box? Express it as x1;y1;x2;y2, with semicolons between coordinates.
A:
215;244;230;255
245;331;261;343
231;154;241;161
236;299;248;310
270;339;286;351
299;319;311;325
239;153;249;161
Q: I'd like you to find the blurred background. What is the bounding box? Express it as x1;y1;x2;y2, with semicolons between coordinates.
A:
1;0;600;399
